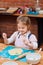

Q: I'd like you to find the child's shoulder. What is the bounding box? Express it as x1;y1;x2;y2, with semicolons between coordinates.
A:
29;33;37;41
27;31;37;41
30;33;36;38
27;31;36;38
13;31;19;35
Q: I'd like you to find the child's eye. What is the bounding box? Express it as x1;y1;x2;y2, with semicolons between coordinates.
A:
18;27;24;29
22;27;24;29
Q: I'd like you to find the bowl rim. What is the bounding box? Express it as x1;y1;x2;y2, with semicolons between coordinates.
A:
26;53;41;61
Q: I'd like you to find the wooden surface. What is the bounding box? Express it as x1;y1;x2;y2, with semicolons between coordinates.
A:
0;43;43;65
0;12;43;18
13;14;43;18
0;11;43;18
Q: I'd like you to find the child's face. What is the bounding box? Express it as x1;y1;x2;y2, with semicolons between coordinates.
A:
17;22;28;34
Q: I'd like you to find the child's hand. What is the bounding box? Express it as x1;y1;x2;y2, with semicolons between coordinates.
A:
21;35;29;45
2;33;7;39
21;35;33;49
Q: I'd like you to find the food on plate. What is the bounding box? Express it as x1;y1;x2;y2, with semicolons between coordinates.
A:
8;48;23;55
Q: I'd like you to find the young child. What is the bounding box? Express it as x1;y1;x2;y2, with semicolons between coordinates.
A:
2;15;38;49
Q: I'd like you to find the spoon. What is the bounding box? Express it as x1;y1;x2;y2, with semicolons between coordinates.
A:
38;48;42;53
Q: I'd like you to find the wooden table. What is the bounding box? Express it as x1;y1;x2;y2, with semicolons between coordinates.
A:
0;43;43;65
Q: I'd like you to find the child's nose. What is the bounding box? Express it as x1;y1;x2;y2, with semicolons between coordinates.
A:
20;28;23;31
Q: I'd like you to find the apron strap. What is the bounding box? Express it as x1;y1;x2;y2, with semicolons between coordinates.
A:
28;33;32;39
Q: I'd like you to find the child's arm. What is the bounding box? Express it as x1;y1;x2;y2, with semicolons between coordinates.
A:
24;41;33;49
21;35;38;49
2;33;9;44
21;35;33;49
23;39;38;49
24;39;33;49
2;31;18;44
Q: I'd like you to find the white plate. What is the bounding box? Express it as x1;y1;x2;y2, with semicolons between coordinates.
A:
2;61;18;65
0;8;6;10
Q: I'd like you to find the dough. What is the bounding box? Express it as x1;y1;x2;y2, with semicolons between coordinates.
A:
8;48;23;55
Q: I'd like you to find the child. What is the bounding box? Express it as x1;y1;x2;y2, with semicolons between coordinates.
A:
2;15;38;49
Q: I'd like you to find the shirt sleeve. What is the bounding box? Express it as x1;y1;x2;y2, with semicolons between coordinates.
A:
29;34;38;49
7;31;18;44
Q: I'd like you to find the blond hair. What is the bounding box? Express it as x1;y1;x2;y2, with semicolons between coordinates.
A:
17;15;31;30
